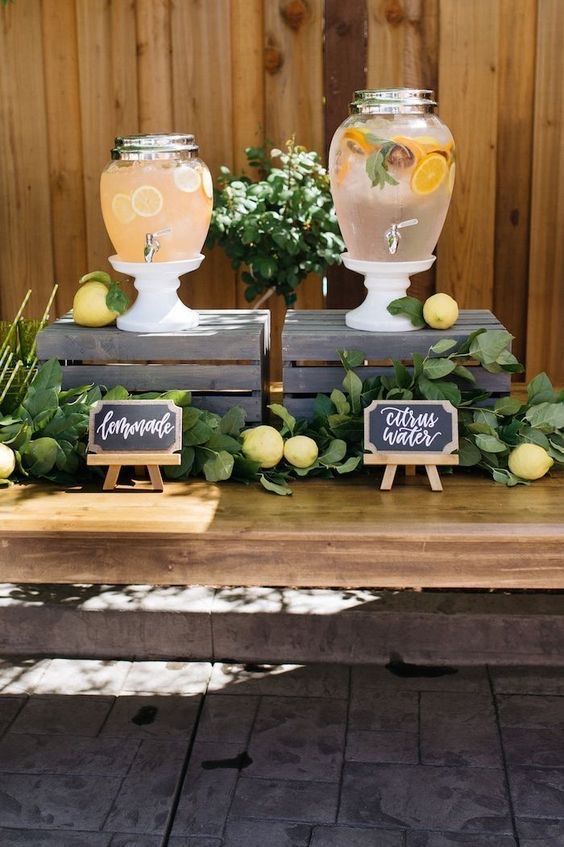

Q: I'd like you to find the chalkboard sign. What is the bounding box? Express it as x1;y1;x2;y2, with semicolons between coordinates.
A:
88;400;182;454
364;400;458;456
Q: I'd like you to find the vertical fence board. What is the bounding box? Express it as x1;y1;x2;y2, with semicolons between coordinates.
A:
136;0;173;133
171;0;236;310
494;0;537;367
437;0;499;309
526;0;564;382
41;0;87;315
324;0;367;309
0;1;54;318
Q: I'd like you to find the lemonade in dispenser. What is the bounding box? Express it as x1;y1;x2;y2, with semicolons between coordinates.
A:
100;133;213;332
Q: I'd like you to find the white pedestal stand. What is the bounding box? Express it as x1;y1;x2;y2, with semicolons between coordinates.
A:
109;254;204;333
342;254;436;332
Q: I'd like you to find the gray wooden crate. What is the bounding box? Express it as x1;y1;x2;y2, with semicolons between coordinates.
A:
37;310;270;423
282;309;511;418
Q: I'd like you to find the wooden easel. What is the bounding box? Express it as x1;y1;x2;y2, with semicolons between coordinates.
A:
87;452;182;492
364;452;459;492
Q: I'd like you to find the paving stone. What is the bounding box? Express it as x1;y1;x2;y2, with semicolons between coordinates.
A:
509;767;564;818
171;741;241;837
229;777;339;824
492;667;564;695
197;694;258;744
9;695;114;736
497;694;564;729
208;663;349;699
168;839;222;846
33;659;131;695
349;689;418;732
517;817;564;844
247;696;346;782
128;738;186;777
406;834;517;845
0;773;120;829
223;819;311;846
310;825;405;845
104;769;181;834
345;730;418;764
101;694;201;738
352;665;489;693
121;661;212;696
339;763;512;833
109;836;162;846
0;696;26;735
0;830;111;845
420;692;502;768
503;726;564;768
0;732;140;775
0;659;51;694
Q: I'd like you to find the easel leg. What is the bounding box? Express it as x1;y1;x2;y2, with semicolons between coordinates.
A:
380;464;398;490
147;465;164;492
405;465;416;477
425;464;443;492
103;465;121;491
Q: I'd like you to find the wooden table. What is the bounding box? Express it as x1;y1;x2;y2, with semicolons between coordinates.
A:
1;473;562;589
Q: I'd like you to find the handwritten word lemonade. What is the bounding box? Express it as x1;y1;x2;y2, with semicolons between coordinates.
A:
329;90;455;261
101;134;213;263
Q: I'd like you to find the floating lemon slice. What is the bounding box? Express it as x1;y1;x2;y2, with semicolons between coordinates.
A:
174;166;201;193
131;185;164;217
448;162;456;195
391;135;425;165
202;169;213;199
411;153;448;195
111;193;135;224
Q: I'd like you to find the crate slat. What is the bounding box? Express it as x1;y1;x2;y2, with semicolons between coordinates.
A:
37;310;270;423
282;309;511;416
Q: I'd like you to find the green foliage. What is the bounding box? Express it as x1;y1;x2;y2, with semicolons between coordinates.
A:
206;139;345;306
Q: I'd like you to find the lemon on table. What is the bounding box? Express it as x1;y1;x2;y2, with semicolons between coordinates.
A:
111;193;135;224
202;169;214;199
174;166;202;193
508;444;554;481
411;153;448;195
423;293;459;329
73;281;118;328
284;436;319;469
241;425;284;468
131;185;164;217
0;443;16;479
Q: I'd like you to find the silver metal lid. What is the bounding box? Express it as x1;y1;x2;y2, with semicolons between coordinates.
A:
111;133;199;160
351;89;437;115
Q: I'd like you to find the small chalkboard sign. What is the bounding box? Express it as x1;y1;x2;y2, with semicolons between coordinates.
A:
364;400;459;492
87;400;182;492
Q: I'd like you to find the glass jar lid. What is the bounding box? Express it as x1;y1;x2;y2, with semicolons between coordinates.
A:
351;89;437;115
111;133;199;160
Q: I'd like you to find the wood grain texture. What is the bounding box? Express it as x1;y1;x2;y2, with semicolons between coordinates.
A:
493;0;537;366
136;0;173;132
1;475;562;588
41;0;87;316
526;0;564;382
0;0;54;318
437;0;499;309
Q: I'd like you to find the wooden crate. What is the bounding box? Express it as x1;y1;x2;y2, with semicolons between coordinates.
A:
37;310;270;423
282;309;511;418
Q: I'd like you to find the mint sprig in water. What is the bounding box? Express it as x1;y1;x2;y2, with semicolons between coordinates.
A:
365;135;400;189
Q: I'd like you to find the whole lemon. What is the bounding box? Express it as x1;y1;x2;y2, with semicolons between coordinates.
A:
73;282;118;327
0;443;16;479
241;425;284;468
508;443;554;481
284;435;319;468
423;292;459;329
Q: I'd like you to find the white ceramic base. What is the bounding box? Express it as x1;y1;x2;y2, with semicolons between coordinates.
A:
109;255;204;333
342;254;436;332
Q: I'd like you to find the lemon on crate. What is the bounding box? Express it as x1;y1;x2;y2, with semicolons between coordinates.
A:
241;426;284;468
423;293;459;330
73;282;119;328
508;444;554;481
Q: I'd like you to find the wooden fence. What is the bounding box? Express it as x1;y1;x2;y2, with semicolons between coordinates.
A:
0;0;562;382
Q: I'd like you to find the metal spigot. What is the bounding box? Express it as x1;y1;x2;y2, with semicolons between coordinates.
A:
144;227;172;263
385;218;419;255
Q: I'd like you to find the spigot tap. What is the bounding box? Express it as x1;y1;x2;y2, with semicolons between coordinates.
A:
385;218;419;255
144;227;172;263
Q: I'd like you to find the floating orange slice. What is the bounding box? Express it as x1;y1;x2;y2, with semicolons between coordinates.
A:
131;185;164;217
411;153;448;195
391;136;425;165
342;127;374;156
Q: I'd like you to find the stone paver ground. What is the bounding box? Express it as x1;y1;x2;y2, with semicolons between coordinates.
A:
0;659;562;845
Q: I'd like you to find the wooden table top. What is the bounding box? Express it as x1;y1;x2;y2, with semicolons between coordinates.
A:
1;472;562;589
